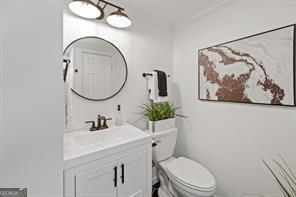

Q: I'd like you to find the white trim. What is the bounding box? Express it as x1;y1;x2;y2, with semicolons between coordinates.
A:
173;0;231;31
119;3;173;31
80;48;114;59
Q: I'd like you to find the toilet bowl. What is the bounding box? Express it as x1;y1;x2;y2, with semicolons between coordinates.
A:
151;128;216;197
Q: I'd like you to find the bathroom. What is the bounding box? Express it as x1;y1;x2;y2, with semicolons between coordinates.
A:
0;0;296;197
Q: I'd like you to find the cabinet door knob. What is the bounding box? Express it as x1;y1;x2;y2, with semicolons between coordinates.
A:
121;164;125;184
113;166;117;187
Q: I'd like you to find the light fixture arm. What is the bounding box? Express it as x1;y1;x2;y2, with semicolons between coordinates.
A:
98;0;124;11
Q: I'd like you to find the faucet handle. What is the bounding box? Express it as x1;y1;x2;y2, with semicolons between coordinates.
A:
85;121;97;131
102;117;112;129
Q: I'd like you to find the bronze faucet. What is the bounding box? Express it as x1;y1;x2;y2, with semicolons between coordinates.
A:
97;115;112;130
85;114;112;131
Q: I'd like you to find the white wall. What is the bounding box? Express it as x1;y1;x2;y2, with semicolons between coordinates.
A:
63;7;173;131
172;1;296;197
0;1;64;197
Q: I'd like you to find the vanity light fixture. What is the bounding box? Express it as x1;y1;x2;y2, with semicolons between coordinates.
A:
68;0;132;28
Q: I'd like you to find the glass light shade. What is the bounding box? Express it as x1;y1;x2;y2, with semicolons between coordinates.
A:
69;0;102;19
106;10;132;28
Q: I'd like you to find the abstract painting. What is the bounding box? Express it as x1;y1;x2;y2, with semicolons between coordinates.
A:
198;24;295;106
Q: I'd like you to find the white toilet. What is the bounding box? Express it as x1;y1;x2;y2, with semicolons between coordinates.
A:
151;128;216;197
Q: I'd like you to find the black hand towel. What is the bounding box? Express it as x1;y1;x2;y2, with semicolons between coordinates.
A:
154;70;168;97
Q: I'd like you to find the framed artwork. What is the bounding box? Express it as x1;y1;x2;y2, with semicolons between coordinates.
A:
198;24;296;106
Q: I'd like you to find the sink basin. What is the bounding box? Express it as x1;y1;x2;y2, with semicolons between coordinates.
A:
74;126;140;149
64;123;151;163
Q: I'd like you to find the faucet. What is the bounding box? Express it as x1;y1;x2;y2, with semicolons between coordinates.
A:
97;115;112;130
85;114;112;131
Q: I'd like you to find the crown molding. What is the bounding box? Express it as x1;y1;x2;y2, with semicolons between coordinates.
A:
112;0;174;31
173;0;231;31
123;5;174;31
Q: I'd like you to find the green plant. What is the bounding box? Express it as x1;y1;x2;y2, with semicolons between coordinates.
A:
140;102;184;121
262;155;296;197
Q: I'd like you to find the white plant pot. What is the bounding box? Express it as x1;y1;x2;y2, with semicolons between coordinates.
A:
148;117;175;133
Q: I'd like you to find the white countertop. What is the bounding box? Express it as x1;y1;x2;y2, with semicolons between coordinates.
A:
64;123;151;169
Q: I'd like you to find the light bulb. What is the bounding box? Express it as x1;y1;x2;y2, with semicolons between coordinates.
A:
106;10;132;28
69;0;102;19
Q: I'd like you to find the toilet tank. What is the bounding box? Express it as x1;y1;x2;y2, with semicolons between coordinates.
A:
151;127;178;162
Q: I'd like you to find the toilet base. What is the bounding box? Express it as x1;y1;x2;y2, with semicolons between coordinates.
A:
158;187;172;197
157;164;178;197
156;157;215;197
172;180;214;197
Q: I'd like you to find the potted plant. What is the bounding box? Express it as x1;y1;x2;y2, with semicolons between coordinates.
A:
141;102;184;132
262;155;296;196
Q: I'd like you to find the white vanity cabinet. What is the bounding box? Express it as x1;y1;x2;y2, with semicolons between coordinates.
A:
63;124;152;197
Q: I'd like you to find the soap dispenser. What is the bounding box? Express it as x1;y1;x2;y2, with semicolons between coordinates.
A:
115;104;124;126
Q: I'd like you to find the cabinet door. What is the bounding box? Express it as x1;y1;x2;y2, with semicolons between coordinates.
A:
76;161;117;197
118;151;147;197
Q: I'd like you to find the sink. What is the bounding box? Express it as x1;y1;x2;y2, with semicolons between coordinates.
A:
64;123;151;163
74;126;140;149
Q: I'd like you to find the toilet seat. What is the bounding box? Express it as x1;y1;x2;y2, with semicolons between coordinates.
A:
166;157;216;192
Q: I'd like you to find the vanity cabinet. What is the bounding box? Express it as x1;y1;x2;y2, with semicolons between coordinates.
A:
64;143;151;197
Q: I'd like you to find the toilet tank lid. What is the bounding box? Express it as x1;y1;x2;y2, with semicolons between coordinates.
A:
166;157;216;190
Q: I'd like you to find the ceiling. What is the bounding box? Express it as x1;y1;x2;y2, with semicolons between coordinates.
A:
118;0;223;26
64;0;226;29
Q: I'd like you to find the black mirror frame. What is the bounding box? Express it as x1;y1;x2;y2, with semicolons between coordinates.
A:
63;36;128;101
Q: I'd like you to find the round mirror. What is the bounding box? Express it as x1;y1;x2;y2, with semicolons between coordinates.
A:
63;37;128;101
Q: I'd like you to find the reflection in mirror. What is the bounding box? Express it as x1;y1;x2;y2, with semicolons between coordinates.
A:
63;37;127;101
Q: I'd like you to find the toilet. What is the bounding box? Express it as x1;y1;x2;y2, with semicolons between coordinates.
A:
151;128;216;197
